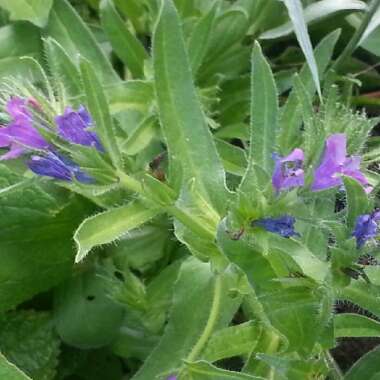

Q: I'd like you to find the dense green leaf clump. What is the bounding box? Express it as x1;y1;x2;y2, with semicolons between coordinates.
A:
0;0;380;379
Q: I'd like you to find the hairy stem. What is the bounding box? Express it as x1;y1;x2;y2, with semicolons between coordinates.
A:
332;0;380;72
324;350;344;380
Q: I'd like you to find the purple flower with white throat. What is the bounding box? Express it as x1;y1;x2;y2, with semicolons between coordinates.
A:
311;134;371;193
28;152;93;184
252;215;298;238
353;210;380;248
0;97;49;159
56;105;103;151
272;148;305;191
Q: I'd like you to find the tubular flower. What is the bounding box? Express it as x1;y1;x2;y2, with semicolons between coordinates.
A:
56;105;104;151
353;210;380;248
252;215;298;238
311;134;371;193
0;97;49;159
272;148;305;192
28;152;93;184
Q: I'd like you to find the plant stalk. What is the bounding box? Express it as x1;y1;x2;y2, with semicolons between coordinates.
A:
324;350;344;380
332;0;380;72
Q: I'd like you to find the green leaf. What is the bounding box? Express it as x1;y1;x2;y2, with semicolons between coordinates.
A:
261;0;366;39
256;354;326;380
80;59;122;170
202;322;261;363
122;115;157;155
74;200;162;262
106;80;154;115
249;41;278;172
185;360;261;379
335;313;380;338
54;270;125;349
0;0;53;27
0;311;60;380
46;0;118;84
269;235;329;283
153;0;228;214
0;24;41;79
100;0;148;79
215;139;247;176
206;7;250;64
44;38;82;98
0;165;93;312
339;280;380;318
282;0;322;98
344;346;380;380
278;29;341;152
131;258;241;380
344;176;370;230
0;353;31;380
187;1;219;76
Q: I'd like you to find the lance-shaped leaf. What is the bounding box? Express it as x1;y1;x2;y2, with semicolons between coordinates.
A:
202;322;261;363
44;38;82;98
80;59;122;169
185;360;262;379
250;42;278;173
187;1;219;75
0;353;31;380
335;313;380;338
74;200;163;262
46;0;118;84
344;176;370;230
131;258;241;380
261;0;366;40
278;30;340;151
153;0;228;214
282;0;321;98
100;0;148;79
0;0;53;27
345;346;380;379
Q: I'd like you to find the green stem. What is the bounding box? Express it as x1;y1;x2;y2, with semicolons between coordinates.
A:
118;171;216;241
332;0;380;72
324;351;344;380
117;171;144;194
187;275;223;362
167;205;215;241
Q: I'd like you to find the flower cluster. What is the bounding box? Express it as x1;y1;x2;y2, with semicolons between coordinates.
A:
0;97;103;183
272;133;371;193
254;133;375;246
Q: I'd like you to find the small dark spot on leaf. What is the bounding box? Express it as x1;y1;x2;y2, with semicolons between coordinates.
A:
86;295;95;301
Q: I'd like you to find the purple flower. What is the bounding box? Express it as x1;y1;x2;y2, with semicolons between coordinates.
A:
272;148;305;191
0;97;49;159
312;134;371;193
28;152;93;183
56;105;103;151
252;215;298;238
353;210;380;248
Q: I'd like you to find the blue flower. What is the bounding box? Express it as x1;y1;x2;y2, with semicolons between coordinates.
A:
252;215;298;238
28;152;93;183
353;210;380;248
55;105;103;151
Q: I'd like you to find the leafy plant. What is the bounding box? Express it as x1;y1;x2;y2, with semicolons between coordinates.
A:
1;0;380;379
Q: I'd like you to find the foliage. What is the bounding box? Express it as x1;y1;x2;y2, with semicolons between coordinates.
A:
0;0;380;379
